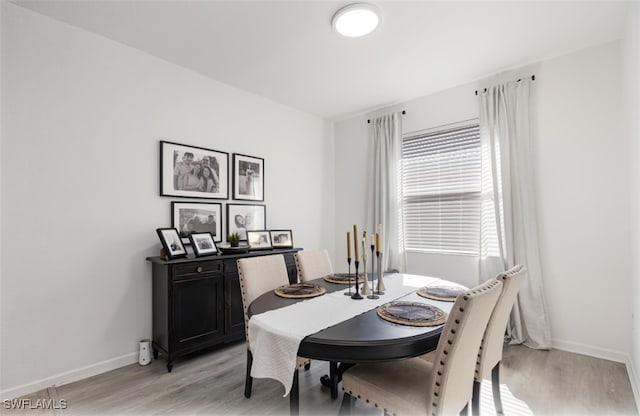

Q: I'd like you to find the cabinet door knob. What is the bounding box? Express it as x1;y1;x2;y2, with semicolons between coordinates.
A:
197;266;203;273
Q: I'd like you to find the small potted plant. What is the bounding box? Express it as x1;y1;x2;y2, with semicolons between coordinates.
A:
227;232;241;248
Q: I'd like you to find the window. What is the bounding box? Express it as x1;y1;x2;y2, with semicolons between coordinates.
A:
402;122;481;255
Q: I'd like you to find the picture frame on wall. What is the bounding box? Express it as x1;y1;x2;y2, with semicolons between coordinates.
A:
160;140;229;199
270;230;293;248
226;204;266;241
232;153;264;201
188;232;218;257
171;201;223;243
156;228;188;259
247;230;272;250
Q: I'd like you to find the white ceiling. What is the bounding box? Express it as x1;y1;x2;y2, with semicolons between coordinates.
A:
12;0;628;120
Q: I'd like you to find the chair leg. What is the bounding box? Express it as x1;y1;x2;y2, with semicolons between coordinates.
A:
304;361;311;371
471;380;481;416
244;350;253;398
492;362;503;414
329;361;338;399
339;392;353;415
290;369;299;416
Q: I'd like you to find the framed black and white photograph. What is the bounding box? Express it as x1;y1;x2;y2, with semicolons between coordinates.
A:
247;231;272;250
156;228;188;259
233;153;264;201
160;140;229;199
270;230;293;248
226;204;266;241
188;232;218;257
172;202;222;243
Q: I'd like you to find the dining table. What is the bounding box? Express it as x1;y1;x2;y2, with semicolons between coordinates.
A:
247;273;465;415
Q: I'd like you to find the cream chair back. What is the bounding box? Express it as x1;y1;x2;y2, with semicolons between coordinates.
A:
237;254;289;344
237;254;309;403
294;249;332;282
475;265;528;381
428;279;503;416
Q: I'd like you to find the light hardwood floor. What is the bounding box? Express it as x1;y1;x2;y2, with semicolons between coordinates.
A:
3;342;638;415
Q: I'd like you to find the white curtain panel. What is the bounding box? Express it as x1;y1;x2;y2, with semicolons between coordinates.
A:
478;79;552;349
367;112;407;272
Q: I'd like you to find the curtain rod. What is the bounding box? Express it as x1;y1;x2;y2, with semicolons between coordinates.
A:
367;110;406;124
474;75;536;96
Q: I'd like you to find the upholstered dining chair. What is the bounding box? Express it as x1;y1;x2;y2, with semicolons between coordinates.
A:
471;265;528;416
237;254;311;401
340;278;503;416
294;249;333;282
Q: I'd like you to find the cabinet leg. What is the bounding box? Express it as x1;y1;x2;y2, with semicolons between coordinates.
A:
153;349;159;360
167;361;173;373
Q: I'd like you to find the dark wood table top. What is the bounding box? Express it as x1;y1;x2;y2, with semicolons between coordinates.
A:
248;274;444;363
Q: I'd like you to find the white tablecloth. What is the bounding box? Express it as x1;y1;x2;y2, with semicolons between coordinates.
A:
248;273;454;396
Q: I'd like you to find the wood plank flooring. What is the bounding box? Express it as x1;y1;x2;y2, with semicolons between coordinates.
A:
3;342;638;415
499;345;637;415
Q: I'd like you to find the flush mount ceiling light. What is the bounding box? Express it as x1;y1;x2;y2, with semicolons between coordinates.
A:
332;3;381;38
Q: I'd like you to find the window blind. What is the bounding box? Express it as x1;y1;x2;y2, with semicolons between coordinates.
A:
402;123;481;255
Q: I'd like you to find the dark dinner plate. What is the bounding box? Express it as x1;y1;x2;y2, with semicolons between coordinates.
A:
274;283;326;299
377;301;447;327
417;285;467;302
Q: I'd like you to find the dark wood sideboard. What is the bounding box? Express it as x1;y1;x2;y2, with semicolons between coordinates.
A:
146;248;302;372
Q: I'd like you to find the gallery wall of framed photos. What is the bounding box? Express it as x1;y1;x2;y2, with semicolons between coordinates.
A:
157;140;293;256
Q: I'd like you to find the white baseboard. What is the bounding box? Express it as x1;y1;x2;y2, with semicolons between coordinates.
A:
627;356;640;413
551;338;628;363
0;351;138;400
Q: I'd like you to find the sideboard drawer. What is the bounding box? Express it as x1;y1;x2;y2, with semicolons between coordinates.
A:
173;261;222;279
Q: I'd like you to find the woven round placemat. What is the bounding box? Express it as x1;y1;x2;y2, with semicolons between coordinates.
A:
323;273;365;284
377;301;447;327
416;285;468;302
274;283;326;299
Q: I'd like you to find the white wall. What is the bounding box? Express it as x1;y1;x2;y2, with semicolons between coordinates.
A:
333;116;369;268
534;42;630;360
334;41;631;361
623;0;640;405
0;3;333;397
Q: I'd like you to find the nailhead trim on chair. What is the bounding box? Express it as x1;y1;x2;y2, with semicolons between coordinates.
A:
295;250;332;283
342;387;391;414
237;261;252;351
430;279;502;416
294;255;303;283
474;264;526;378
